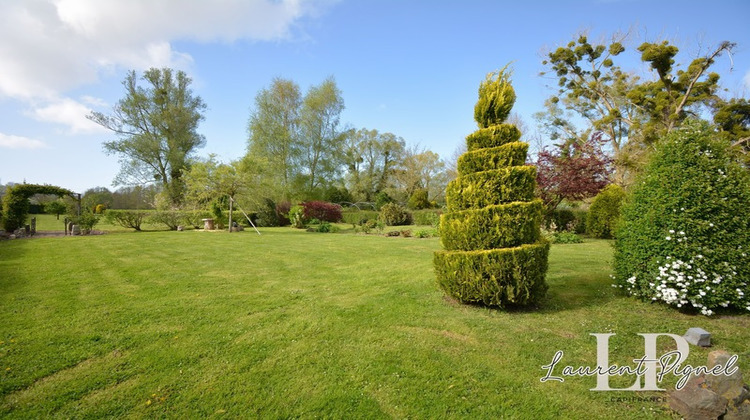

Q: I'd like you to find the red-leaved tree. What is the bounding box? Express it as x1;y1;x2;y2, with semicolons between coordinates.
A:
535;133;613;214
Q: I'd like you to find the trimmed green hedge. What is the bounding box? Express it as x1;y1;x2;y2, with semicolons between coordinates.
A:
445;166;536;212
458;142;528;175
434;242;549;308
465;124;521;151
341;210;379;225
104;210;150;231
440;200;542;251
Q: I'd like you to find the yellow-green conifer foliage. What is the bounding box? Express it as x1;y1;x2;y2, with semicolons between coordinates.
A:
434;69;549;308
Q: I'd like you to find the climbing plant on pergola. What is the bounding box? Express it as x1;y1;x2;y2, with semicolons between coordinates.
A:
2;184;76;231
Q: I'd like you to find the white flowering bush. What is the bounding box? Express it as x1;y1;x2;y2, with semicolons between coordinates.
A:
613;121;750;315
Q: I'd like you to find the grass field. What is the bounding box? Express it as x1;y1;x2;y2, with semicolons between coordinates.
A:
1;222;748;418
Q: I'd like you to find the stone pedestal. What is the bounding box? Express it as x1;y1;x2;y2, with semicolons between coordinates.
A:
202;218;215;230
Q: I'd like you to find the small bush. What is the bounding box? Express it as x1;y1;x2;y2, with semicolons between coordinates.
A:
71;212;99;234
379;203;413;226
385;230;400;237
412;210;442;227
375;191;394;210
301;201;343;223
341;210;379;226
546;208;588;234
415;229;438;238
148;210;183;230
400;229;412;238
587;184;625;239
94;204;107;214
613;121;750;315
288;205;305;229
275;201;291;226
257;198;280;227
407;189;431;210
104;210;149;231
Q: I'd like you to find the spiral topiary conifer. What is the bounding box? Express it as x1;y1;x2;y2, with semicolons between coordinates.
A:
434;69;549;308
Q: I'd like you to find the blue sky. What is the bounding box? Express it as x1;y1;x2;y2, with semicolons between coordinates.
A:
1;0;749;193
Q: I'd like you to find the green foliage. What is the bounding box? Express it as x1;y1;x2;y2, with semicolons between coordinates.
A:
375;191;394;210
436;73;548;308
90;68;207;206
545;208;588;234
474;67;516;128
2;184;73;231
378;203;413;226
465;125;521;152
44;200;68;219
148;210;184;231
341;210;379;226
434;243;550;308
549;231;583;244
104;210;150;231
587;184;625;239
288;205;305;229
70;212;99;234
458;142;528;175
407;188;431;210
440;201;543;251
613;121;750;315
444;166;537;212
412;210;441;227
324;186;352;204
414;228;438;238
182;210;213;229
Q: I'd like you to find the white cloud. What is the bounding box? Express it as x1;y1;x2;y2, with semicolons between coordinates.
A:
0;133;47;149
29;97;108;134
0;0;328;101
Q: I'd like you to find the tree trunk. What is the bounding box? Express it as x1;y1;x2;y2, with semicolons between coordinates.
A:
228;197;233;233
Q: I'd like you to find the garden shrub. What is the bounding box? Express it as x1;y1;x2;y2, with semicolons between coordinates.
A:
412;209;442;227
407;189;431;210
323;186;352;204
302;201;343;223
434;68;549;308
545;208;588;234
148;210;183;230
288;205;305;228
613;121;750;316
257;198;280;227
275;201;291;226
587;184;625;239
341;210;379;225
70;212;99;234
400;229;412;238
375;191;394;210
104;210;149;231
379;203;413;226
415;229;438;238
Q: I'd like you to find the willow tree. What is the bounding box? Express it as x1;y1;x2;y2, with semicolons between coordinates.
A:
88;68;207;206
434;68;549;308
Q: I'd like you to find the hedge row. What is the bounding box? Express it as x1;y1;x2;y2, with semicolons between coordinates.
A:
433;242;550;308
104;209;256;231
445;166;536;212
457;142;528;175
440;200;542;251
465;124;521;151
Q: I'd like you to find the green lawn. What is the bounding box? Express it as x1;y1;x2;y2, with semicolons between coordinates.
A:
0;228;747;418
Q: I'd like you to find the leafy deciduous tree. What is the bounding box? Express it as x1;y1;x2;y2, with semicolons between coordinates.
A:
89;68;207;206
